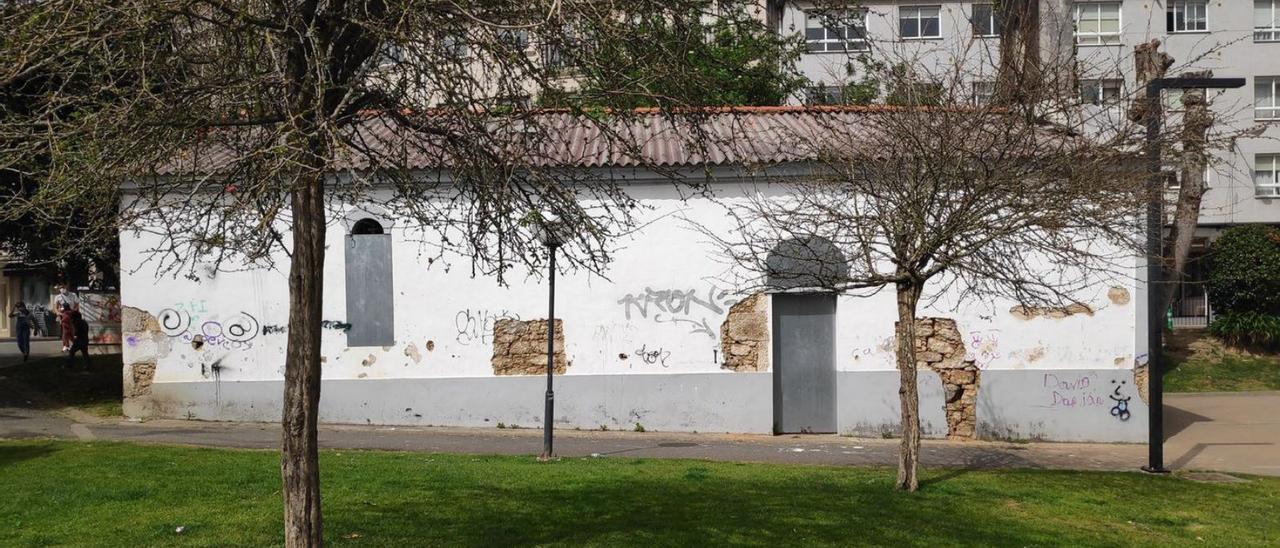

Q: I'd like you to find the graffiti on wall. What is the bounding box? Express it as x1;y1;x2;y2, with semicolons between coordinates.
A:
455;308;520;345
1109;379;1132;422
632;344;671;368
1043;372;1134;421
80;292;122;344
158;302;261;350
964;329;1001;369
617;285;736;339
1043;373;1106;409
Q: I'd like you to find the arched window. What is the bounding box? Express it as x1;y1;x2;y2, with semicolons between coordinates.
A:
351;218;385;235
765;235;850;291
345;217;394;346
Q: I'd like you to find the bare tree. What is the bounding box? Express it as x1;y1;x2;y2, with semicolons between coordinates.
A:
702;62;1149;491
0;1;782;544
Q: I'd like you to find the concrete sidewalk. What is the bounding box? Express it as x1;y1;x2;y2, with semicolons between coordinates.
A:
1;364;1274;475
1164;391;1280;476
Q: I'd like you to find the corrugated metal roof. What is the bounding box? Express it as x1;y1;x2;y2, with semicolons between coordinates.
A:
154;106;1022;175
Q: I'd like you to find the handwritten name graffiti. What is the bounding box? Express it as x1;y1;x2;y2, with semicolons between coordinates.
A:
1109;379;1132;422
261;325;287;335
1043;373;1107;408
632;344;671;368
616;285;736;339
158;307;260;350
454;309;519;345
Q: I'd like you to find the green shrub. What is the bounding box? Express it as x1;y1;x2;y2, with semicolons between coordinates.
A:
1206;225;1280;314
1209;311;1280;348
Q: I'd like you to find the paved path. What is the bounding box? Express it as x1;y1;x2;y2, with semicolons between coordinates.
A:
0;338;65;368
0;338;1273;475
1164;391;1280;476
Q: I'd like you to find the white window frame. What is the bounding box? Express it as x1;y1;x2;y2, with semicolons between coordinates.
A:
1256;76;1280;120
1255;154;1280;196
899;5;942;40
971;3;999;37
804;10;870;53
1165;165;1212;191
1167;1;1209;34
1074;2;1122;46
972;81;996;104
1078;78;1124;105
1256;1;1280;42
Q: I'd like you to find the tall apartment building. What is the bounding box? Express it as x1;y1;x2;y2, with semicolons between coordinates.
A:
778;1;1280;324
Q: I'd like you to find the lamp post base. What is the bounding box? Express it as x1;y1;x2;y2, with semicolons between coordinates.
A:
1141;465;1172;475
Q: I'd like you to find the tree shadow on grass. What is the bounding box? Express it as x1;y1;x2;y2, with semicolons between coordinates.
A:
322;463;1089;547
0;354;122;414
0;441;59;468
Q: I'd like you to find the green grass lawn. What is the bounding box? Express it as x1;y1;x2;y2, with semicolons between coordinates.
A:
1165;354;1280;393
0;353;123;417
0;441;1277;547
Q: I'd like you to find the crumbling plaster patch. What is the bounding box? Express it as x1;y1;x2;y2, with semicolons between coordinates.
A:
404;342;422;364
1009;303;1094;321
491;319;568;375
1107;286;1131;305
720;293;769;372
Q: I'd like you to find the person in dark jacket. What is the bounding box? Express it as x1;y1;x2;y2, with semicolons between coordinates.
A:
66;309;91;367
58;302;74;352
8;302;32;361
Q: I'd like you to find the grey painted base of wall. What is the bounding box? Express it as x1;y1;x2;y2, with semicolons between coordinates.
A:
139;369;1147;443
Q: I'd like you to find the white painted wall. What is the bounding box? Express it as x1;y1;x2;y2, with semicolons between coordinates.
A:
120;173;1145;439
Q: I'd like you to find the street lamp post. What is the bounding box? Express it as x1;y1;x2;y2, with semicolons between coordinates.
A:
536;219;563;461
1141;76;1244;474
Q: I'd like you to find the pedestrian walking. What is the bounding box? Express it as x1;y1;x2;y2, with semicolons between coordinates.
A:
59;303;74;352
66;309;91;367
8;302;33;361
54;285;79;313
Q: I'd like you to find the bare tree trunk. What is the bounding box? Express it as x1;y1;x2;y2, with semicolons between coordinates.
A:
995;1;1042;106
281;171;326;547
1128;40;1174;123
894;280;922;492
1164;79;1213;314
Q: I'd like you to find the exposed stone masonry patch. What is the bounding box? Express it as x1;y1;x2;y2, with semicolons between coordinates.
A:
911;318;979;440
121;306;165;419
491;319;567;375
720;293;769;372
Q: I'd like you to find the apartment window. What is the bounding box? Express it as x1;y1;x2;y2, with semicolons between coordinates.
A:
900;6;942;39
1078;78;1123;105
1075;2;1121;45
1256;1;1280;41
806;85;844;105
499;28;529;50
972;81;996;104
805;10;869;52
442;34;470;58
1255;154;1280;196
972;4;999;37
1167;1;1208;33
1165;166;1212;191
1256;76;1280;119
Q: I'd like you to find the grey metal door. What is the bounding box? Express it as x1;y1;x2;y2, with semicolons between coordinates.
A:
345;234;394;346
772;293;837;434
